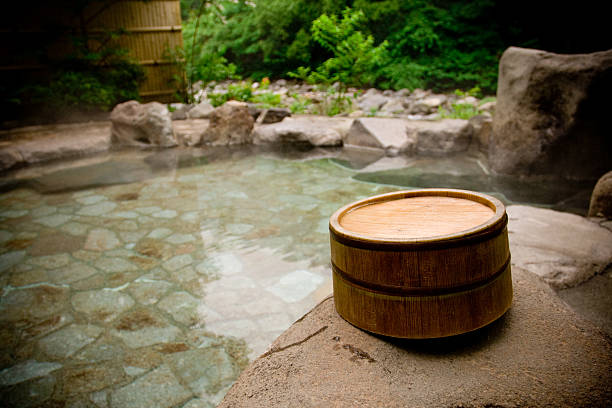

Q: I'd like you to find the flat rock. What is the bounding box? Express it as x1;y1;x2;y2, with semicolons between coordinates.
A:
62;363;124;396
413;118;472;155
71;289;135;322
165;348;238;396
0;360;62;386
219;267;612;407
253;116;351;147
84;228;120;252
0;122;111;172
111;308;181;348
344;118;415;155
345;118;474;156
110;364;192;408
0;285;70;323
38;324;103;359
507;205;612;288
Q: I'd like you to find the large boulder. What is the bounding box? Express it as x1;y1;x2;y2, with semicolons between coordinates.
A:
345;118;472;157
490;47;612;178
413;118;472;156
172;119;209;147
253;116;351;147
186;101;214;119
201;101;254;146
588;170;612;218
469;113;493;153
110;101;177;147
219;268;612;407
345;118;416;156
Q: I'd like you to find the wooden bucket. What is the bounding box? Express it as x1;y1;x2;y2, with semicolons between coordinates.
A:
329;189;512;338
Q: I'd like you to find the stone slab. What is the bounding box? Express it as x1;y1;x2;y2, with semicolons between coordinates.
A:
253;116;352;147
344;118;415;155
507;205;612;288
110;365;192;408
344;118;472;156
219;267;612;407
0;122;111;172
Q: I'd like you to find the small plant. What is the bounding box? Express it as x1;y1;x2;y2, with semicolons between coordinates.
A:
289;93;311;114
309;86;354;116
208;81;254;107
438;103;481;120
479;96;496;106
454;86;481;98
251;92;282;108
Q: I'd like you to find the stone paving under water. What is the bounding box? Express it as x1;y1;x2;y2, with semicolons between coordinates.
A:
0;146;596;407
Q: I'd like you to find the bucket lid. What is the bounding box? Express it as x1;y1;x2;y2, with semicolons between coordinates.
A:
329;189;506;247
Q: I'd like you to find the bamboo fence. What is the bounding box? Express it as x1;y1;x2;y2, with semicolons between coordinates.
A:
0;0;184;103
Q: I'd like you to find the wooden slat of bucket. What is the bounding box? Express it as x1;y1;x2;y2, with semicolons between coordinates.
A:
332;263;513;338
330;230;509;289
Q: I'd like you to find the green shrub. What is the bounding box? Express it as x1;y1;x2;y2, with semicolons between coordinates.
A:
438;103;480;120
208;81;253;106
251;92;282;108
289;93;311;114
309;86;354;117
23;44;144;111
291;8;388;89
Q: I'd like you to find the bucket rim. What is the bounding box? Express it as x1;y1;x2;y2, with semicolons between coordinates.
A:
329;188;507;248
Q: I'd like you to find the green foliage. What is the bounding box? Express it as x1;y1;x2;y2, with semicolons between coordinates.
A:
293;8;388;88
479;96;496;105
251;92;282;108
309;86;354;117
6;1;145;114
177;0;600;96
438;103;481;120
22;29;144;111
207;80;281;108
175;2;241;102
289;93;311;114
455;87;482;98
208;81;253;106
183;0;352;79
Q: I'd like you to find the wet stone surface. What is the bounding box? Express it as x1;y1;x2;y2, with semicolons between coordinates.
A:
0;148;399;407
0;146;598;407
